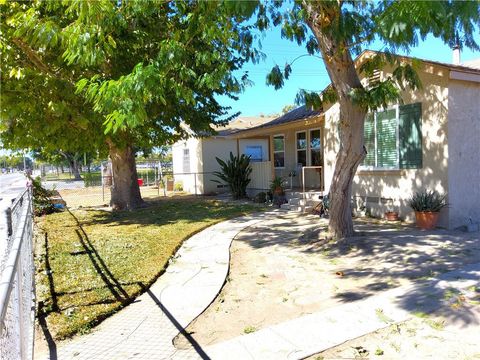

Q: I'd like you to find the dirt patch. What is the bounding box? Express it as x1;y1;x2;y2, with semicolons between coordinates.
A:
175;213;480;349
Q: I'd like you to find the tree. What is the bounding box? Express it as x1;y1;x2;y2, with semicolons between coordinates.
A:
1;1;260;209
261;0;480;238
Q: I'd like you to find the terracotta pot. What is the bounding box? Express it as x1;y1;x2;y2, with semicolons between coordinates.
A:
273;186;284;196
385;211;399;221
415;211;440;230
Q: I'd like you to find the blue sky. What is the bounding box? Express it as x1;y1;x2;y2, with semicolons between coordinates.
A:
220;26;480;117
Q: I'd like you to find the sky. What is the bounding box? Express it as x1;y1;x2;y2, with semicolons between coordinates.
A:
219;26;480;117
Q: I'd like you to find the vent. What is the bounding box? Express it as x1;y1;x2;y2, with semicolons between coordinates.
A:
367;70;381;87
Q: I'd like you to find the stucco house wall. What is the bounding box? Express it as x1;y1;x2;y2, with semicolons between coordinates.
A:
447;78;480;229
323;62;451;227
172;138;203;193
199;138;238;194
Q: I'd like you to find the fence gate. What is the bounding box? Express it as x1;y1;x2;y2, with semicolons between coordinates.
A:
0;188;35;360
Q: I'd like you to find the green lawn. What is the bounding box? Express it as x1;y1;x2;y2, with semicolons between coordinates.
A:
35;198;263;339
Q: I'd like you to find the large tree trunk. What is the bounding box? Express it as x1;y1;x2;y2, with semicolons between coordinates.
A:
60;152;82;180
303;2;368;239
107;141;144;210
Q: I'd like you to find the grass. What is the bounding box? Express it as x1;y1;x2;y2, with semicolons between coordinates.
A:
35;197;263;340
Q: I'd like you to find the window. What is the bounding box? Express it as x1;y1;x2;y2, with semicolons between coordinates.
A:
362;103;422;169
182;149;190;173
245;145;263;162
273;135;285;168
296;131;307;166
310;129;322;166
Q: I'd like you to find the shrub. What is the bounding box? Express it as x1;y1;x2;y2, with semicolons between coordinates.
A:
174;182;183;191
408;190;447;212
30;176;59;216
254;192;267;203
213;152;252;200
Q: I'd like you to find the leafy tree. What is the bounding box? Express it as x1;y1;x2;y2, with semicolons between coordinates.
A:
0;1;259;209
259;0;479;238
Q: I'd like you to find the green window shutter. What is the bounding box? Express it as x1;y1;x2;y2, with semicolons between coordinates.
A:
376;109;397;168
363;113;375;166
399;102;422;169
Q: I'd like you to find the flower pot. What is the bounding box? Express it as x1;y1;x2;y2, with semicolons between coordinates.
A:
385;211;399;221
415;211;440;230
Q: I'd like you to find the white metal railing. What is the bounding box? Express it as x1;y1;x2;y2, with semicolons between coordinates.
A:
301;166;324;201
0;188;35;360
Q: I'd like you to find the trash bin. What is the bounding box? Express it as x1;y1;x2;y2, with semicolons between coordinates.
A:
138;179;144;186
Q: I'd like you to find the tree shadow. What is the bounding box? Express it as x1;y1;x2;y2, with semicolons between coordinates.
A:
146;289;210;359
234;214;480;326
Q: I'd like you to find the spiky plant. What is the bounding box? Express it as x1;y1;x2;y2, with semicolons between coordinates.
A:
213;152;252;199
408;190;447;212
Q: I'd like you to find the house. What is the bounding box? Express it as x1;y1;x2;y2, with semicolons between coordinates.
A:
173;50;480;229
172;116;274;195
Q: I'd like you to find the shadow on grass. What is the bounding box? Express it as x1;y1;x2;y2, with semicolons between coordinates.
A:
78;198;263;228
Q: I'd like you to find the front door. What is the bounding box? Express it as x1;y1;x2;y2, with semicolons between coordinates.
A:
296;129;323;190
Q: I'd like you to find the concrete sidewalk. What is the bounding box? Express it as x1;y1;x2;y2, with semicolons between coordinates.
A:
36;211;276;360
36;210;480;360
202;262;480;359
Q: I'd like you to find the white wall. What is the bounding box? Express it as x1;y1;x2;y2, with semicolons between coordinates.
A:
447;78;480;229
200;138;238;194
172;138;202;194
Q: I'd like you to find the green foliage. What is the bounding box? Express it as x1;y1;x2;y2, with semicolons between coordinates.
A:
270;176;286;194
253;192;267;203
30;176;59;216
408;190;447;212
213;152;252;200
174;182;183;192
262;1;480;111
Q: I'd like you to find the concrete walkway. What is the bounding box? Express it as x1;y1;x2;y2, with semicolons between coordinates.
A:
36;211;275;360
37;210;480;360
203;262;480;359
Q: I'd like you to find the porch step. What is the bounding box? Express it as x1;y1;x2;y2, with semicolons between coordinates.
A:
280;204;314;213
285;191;324;201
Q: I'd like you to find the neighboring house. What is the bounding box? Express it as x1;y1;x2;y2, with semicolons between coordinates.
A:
173;50;480;229
172;116;274;195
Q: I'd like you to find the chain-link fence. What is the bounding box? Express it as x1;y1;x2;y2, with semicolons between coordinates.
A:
34;161;229;208
0;188;35;360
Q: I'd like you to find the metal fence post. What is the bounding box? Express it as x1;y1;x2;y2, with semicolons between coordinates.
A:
6;208;12;237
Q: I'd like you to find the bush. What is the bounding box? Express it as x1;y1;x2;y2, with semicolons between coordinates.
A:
253;192;267;203
408;190;447;212
213;152;252;200
174;182;183;191
30;177;59;216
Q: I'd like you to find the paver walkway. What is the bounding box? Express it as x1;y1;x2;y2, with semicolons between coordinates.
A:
36;211;276;360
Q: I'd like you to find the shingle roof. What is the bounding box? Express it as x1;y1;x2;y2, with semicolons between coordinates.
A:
251;105;321;130
213;116;275;136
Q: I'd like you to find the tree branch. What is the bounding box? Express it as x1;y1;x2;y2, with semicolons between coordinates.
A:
12;38;55;76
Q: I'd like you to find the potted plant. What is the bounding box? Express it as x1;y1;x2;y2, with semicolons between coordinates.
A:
408;190;447;230
270;176;286;207
385;201;399;221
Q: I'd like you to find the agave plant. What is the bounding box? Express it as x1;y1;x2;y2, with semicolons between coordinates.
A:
408;190;447;212
213;152;252;199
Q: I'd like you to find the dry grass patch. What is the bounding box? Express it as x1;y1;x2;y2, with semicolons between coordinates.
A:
35;198;262;340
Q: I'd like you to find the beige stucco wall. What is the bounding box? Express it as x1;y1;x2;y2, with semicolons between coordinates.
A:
323;63;451;226
447;78;480;229
272;121;324;189
200;138;238;194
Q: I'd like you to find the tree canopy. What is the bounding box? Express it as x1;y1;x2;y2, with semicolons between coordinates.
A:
0;0;260;208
